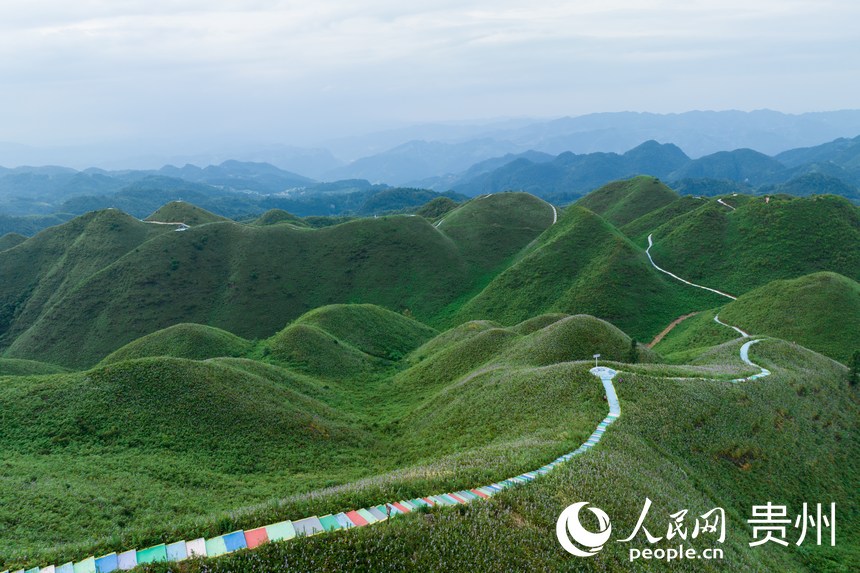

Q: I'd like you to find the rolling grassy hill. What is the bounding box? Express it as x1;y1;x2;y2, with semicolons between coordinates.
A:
717;272;858;364
0;306;635;566
576;175;678;227
647;194;860;295
150;339;856;573
100;323;254;365
0;232;26;251
145;201;230;226
0;209;174;353
0;194;553;368
653;272;860;366
450;204;727;342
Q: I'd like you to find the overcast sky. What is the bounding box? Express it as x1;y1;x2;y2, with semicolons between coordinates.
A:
1;0;858;150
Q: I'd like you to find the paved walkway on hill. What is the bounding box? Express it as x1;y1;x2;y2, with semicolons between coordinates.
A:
9;367;623;572
645;232;770;382
141;220;190;231
646;234;737;300
716;198;736;210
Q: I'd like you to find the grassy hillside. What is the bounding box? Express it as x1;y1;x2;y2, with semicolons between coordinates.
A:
1;194;553;368
0;358;68;376
0;209;173;354
251;209;306;227
648;195;860;295
293;304;437;361
0;310;630;566
620;195;708;244
414;196;459;219
1;216;464;367
436;192;555;273
651;308;739;362
147;339;857;573
576;175;679;227
451;205;727;342
145;201;230;225
101;323;253;365
0;232;26;251
718;272;860;364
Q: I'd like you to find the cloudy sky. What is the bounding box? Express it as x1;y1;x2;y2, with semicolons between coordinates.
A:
1;0;858;151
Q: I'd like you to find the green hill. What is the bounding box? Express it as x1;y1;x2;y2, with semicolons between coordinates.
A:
0;232;26;251
719;272;860;364
148;339;857;573
414;196;459;219
1;195;552;368
436;192;555;272
619;195;707;244
1;216;464;367
0;311;632;566
146;201;230;225
101;323;253;364
293;304;437;361
0;209;173;355
647;194;860;295
451;205;727;341
0;357;68;376
576;175;679;227
251;209;306;226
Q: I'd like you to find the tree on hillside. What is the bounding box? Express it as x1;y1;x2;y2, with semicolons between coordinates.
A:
628;338;639;364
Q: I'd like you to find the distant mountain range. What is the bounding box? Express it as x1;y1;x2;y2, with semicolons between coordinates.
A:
1;123;859;237
426;136;860;203
322;110;860;184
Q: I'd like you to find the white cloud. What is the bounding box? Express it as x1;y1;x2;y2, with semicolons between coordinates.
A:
0;0;857;147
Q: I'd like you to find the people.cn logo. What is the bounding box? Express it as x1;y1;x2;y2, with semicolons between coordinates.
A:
556;502;613;557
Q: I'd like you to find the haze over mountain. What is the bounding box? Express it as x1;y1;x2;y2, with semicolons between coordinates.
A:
4;110;860;178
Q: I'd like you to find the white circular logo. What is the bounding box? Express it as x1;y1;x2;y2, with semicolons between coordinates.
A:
556;502;613;557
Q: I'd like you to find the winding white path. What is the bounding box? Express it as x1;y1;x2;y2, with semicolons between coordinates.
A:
645;232;770;383
646;234;737;300
731;339;771;382
10;369;622;572
714;314;749;338
716;198;736;211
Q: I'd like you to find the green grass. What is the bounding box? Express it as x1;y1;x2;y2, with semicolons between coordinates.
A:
414;196;459;220
100;323;253;365
719;272;860;364
620;195;708;245
452;204;728;342
576;175;679;227
655;272;860;365
0;358;68;376
1;195;553;368
653;308;739;362
145;201;229;225
0;232;26;251
436;191;555;273
250;209;307;227
0;308;620;567
143;339;857;573
648;194;860;295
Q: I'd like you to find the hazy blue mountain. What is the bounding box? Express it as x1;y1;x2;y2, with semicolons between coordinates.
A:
450;141;689;199
775;134;860;170
157;160;314;193
667;149;787;185
322;110;860;184
758;173;860;202
323;138;518;185
412;150;555;190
